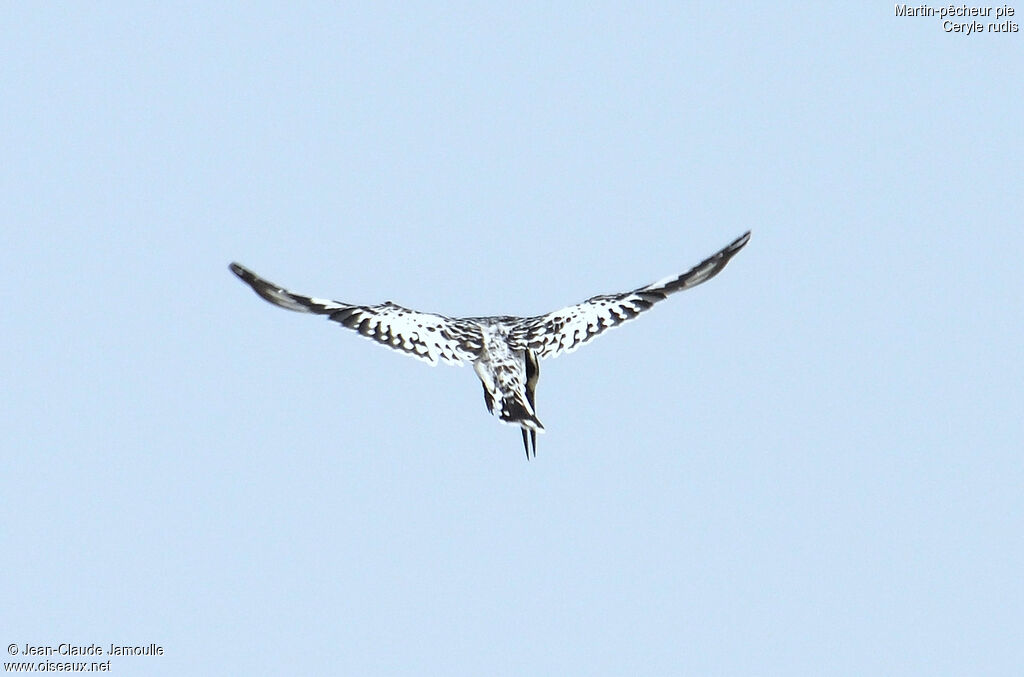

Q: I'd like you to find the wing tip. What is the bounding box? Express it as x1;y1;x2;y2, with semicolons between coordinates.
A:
229;262;256;283
732;230;752;251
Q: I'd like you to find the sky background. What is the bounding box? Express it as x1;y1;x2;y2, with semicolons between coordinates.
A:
2;4;1021;675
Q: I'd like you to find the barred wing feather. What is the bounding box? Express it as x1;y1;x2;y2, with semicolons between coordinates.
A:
521;231;750;359
229;263;481;366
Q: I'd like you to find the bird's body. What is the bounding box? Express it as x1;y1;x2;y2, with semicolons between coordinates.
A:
472;323;543;432
230;231;750;459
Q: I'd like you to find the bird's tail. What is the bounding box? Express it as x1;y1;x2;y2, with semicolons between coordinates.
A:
499;396;545;432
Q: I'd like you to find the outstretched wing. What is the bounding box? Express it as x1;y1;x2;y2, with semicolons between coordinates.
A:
518;231;750;359
229;263;481;366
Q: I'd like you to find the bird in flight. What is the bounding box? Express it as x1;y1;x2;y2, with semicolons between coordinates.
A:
230;231;750;459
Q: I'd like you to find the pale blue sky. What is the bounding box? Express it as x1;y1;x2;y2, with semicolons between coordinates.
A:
2;4;1021;676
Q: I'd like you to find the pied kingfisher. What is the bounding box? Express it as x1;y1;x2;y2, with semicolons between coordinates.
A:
230;231;750;459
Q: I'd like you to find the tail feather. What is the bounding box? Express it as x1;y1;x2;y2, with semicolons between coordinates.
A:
499;396;544;431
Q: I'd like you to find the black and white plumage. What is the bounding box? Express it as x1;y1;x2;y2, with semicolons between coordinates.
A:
230;230;750;459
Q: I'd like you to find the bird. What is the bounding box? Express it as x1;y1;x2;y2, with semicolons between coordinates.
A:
230;231;750;459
